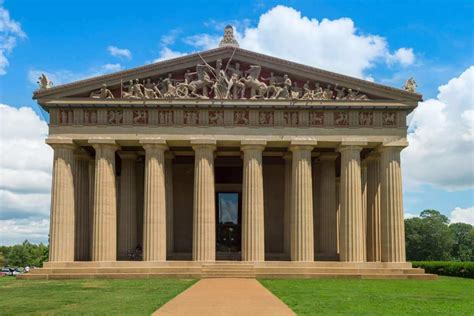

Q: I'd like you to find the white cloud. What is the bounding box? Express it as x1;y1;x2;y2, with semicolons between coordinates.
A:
0;104;52;224
28;63;123;86
0;218;49;245
153;47;187;63
402;66;474;190
0;3;26;75
450;207;474;225
107;46;132;60
180;5;415;79
388;48;415;67
404;212;418;219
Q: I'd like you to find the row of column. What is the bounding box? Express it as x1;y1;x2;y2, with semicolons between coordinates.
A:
47;138;406;263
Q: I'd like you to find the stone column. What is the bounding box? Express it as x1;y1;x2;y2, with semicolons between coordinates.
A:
89;139;119;261
47;139;76;262
74;151;91;261
88;159;95;259
312;158;321;256
290;141;316;262
283;154;292;257
141;140;168;261
336;177;340;255
118;152;137;260
192;140;216;262
366;153;382;262
165;153;174;255
361;161;368;261
319;153;338;258
338;142;366;262
380;145;406;262
241;140;266;262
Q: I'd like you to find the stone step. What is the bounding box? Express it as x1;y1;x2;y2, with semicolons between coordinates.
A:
255;267;423;274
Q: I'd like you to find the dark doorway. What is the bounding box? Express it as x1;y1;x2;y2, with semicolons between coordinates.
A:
216;192;241;253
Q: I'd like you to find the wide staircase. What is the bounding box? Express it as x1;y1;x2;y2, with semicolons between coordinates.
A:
18;261;436;280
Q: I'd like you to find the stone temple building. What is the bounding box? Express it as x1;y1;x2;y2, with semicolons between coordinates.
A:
22;26;435;279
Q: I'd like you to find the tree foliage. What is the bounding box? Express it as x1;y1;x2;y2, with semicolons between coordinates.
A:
405;210;474;261
0;240;49;268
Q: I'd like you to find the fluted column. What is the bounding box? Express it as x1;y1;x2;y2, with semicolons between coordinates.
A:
47;140;76;262
312;158;321;256
380;145;406;262
283;154;292;257
319;153;338;258
141;140;167;261
336;177;340;254
192;140;216;262
241;141;266;262
366;153;382;262
361;161;368;261
118;152;137;260
74;151;91;261
165;153;174;255
338;143;365;262
88;159;95;259
90;140;119;261
290;142;316;262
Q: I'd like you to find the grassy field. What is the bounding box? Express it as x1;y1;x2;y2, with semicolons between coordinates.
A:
0;277;196;315
260;276;474;315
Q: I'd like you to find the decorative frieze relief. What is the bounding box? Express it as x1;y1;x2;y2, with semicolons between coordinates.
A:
50;108;406;128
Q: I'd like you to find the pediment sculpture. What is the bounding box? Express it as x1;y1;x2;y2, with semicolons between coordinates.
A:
89;59;370;101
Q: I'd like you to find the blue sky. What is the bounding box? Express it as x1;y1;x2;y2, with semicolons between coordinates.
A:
0;0;473;244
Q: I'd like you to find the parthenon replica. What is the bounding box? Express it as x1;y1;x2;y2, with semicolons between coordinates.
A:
22;26;435;279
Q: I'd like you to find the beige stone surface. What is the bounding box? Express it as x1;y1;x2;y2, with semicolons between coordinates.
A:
48;142;76;262
142;141;168;261
312;158;321;255
153;279;295;316
290;144;314;262
338;145;365;262
73;152;91;261
90;141;119;261
192;141;216;261
118;152;137;259
380;146;406;262
366;153;382;262
282;154;292;257
241;142;265;261
319;153;338;257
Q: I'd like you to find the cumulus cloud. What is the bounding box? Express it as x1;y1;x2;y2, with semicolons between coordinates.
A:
153;47;187;63
0;104;52;244
402;66;474;190
107;45;132;60
28;63;123;86
177;5;415;78
0;2;26;75
450;207;474;225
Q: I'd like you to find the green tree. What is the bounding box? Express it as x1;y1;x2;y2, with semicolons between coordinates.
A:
449;223;474;261
405;210;454;261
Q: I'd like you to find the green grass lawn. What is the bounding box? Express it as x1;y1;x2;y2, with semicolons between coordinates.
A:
260;276;474;315
0;277;196;315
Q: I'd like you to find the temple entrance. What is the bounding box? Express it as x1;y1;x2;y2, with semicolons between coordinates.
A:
215;159;242;260
216;192;241;254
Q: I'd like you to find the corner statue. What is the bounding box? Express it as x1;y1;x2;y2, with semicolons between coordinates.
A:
37;74;53;90
403;77;417;93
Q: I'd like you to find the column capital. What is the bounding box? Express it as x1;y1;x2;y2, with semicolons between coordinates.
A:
377;140;408;153
140;138;167;146
319;152;339;161
241;140;266;151
337;145;364;153
88;138;120;151
191;139;216;151
289;140;318;152
46;138;76;150
118;151;138;160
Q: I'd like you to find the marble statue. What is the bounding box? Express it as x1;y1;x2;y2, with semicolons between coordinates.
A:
240;65;268;99
334;85;346;100
37;74;53;90
90;84;114;99
301;81;314;100
226;63;245;99
403;77;417;93
322;84;334;100
219;25;239;48
343;88;369;101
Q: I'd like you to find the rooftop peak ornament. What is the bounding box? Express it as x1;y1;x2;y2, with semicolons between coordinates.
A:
219;25;239;48
403;77;417;93
37;74;53;90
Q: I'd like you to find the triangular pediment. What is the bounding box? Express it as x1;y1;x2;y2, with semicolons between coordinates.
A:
33;46;422;104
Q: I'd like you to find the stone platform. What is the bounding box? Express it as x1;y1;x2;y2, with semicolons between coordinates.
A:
18;261;437;280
